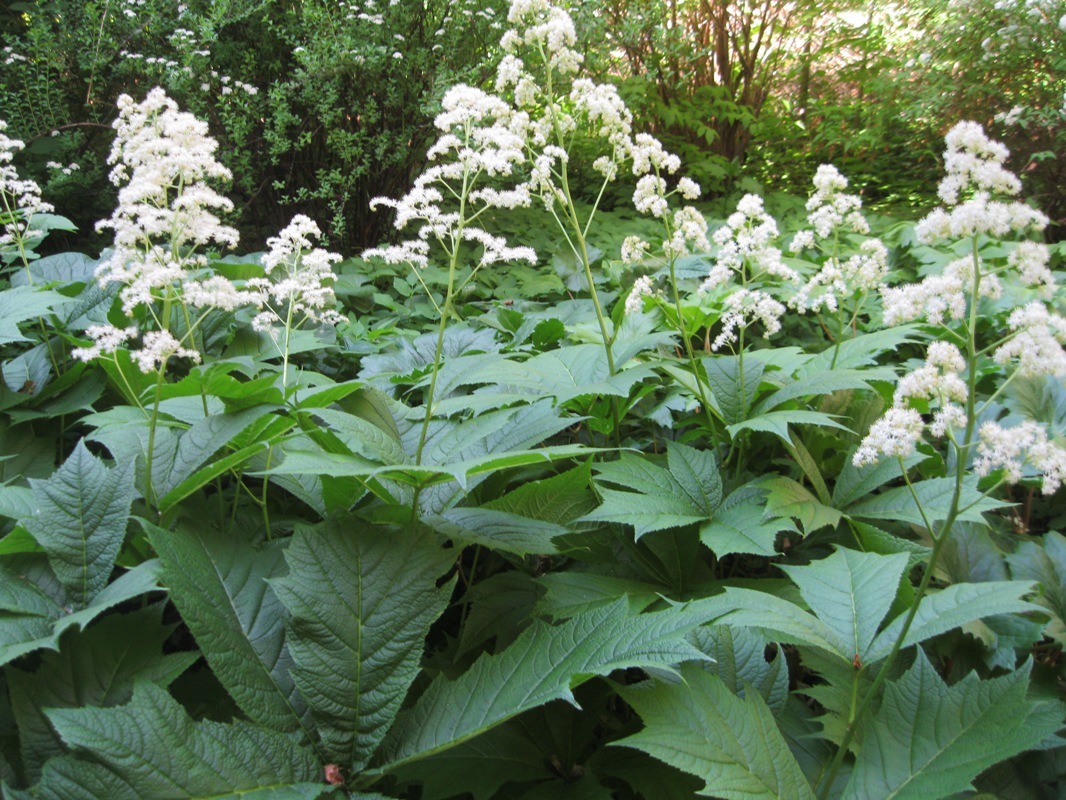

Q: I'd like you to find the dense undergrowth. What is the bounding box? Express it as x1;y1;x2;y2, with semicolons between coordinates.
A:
1;2;1065;799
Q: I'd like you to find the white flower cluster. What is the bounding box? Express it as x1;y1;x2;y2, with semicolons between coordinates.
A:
853;341;969;466
992;301;1066;377
501;0;582;75
805;165;870;238
0;120;55;255
791;239;888;314
882;254;995;326
915;121;1047;244
94;87;242;314
248;215;346;333
700;194;798;294
365;85;536;270
711;288;787;351
974;420;1066;494
624;275;654;315
786;166;888;314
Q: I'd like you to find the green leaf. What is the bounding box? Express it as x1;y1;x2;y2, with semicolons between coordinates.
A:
0;560;162;667
844;476;1010;527
270;520;454;771
689;626;789;713
0;287;74;345
1006;531;1066;644
751;369;872;415
866;581;1044;663
832;450;926;508
153;405;278;498
695;587;845;659
8;604;196;781
617;664;817;799
147;523;310;739
703;356;764;426
534;573;662;619
41;682;321;799
483;461;597;525
423;507;567;556
581;443;722;538
21;441;136;608
779;549;908;662
762;476;842;534
726;410;849;445
467;345;656;405
699;484;794;558
376;598;728;771
842;653;1064;799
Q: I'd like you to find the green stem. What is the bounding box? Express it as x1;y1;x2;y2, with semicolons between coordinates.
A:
667;258;718;447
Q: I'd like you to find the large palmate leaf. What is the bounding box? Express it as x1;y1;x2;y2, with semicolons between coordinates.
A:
146;522;310;741
617;663;817;800
39;682;323;800
376;596;730;772
270;519;454;771
580;442;722;538
21;441;136;609
7;604;196;781
841;653;1064;799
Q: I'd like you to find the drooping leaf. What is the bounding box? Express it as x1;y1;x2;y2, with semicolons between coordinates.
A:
842;653;1064;799
779;549;908;663
21;441;137;609
617;663;817;799
147;522;310;740
40;682;321;799
270;519;454;771
7;604;196;781
376;597;730;771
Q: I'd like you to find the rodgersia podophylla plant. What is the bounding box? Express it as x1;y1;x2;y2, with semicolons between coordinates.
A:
74;87;250;377
364;83;536;466
818;121;1066;792
787;165;889;365
248;214;345;393
0;120;58;274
